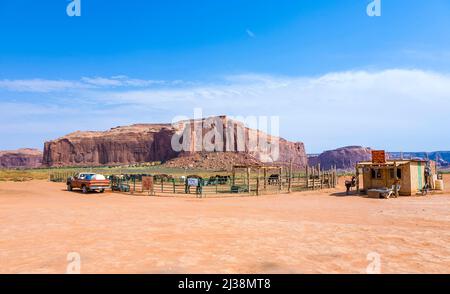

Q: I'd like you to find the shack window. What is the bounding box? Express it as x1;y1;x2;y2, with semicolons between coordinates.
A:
390;168;402;179
371;169;382;179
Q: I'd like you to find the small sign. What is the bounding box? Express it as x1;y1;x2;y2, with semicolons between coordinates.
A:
187;178;199;187
372;150;386;164
142;176;153;191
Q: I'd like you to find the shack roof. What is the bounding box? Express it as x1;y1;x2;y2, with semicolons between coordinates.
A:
357;159;429;167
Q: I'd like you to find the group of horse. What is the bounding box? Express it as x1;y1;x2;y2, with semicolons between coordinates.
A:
109;172;282;188
184;175;231;186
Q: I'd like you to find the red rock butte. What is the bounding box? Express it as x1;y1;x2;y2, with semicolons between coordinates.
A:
0;148;43;168
43;116;307;169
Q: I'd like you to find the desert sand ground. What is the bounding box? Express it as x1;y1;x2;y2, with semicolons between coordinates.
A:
1;175;450;274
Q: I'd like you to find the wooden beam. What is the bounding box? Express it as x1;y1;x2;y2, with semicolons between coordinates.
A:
318;164;322;189
305;166;309;190
394;161;399;197
312;167;316;190
246;167;251;195
278;167;282;193
288;160;293;193
256;168;260;196
356;166;360;194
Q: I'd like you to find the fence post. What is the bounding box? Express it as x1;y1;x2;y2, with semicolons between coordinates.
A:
311;167;315;190
232;166;236;186
318;164;322;190
288;160;293;193
263;168;267;191
246;167;251;195
328;171;331;188
256;169;260;196
305;166;309;190
335;165;338;188
278;167;282;193
334;166;337;188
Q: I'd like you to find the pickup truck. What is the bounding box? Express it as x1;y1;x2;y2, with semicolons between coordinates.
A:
67;173;110;193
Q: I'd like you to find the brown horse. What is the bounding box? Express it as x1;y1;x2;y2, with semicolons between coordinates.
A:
345;176;357;195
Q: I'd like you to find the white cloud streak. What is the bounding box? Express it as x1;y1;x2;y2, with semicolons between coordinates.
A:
0;79;88;92
246;29;256;38
1;69;450;151
0;76;179;92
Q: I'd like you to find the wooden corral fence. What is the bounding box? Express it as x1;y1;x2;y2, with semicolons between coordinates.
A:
110;164;337;198
48;164;337;198
230;163;338;196
49;171;78;182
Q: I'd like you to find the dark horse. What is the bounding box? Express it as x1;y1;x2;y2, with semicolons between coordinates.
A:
345;176;357;195
268;174;280;185
208;175;231;185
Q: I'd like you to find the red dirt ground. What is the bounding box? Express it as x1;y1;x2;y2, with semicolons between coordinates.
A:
1;175;450;274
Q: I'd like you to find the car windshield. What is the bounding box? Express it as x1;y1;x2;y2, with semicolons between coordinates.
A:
84;174;96;180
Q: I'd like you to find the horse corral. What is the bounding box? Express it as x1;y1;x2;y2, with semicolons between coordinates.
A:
48;164;338;198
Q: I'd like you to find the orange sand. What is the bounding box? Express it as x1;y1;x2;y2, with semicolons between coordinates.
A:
1;175;450;274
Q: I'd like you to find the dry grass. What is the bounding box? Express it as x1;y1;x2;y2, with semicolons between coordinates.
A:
0;169;49;182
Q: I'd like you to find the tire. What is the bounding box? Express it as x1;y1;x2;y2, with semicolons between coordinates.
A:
99;189;105;193
67;184;73;191
82;185;89;194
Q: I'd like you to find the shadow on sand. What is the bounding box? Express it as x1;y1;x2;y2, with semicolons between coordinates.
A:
330;191;366;198
60;189;105;194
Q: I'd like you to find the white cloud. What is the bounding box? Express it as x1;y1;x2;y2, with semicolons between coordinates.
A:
92;69;450;113
1;69;450;151
0;76;171;92
81;77;124;87
0;79;88;92
81;76;166;87
83;69;450;151
246;29;256;38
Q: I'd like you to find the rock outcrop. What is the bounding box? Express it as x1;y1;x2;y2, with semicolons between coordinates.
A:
308;146;372;170
43;124;178;167
43;116;308;169
163;152;262;170
0;148;43;168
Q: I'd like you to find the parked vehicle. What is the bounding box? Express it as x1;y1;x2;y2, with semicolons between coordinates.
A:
67;173;110;193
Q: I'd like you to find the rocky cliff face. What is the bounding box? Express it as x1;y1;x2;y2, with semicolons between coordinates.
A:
43;124;178;167
308;146;372;170
43;116;308;169
0;148;43;168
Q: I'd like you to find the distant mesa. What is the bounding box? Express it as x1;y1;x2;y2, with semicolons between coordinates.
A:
309;146;450;170
42;116;308;170
389;151;450;167
0;148;43;169
308;146;372;170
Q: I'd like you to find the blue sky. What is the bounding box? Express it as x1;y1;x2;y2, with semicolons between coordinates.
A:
1;0;450;153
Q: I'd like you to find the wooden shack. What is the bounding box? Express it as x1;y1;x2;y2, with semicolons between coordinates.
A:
355;159;434;196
